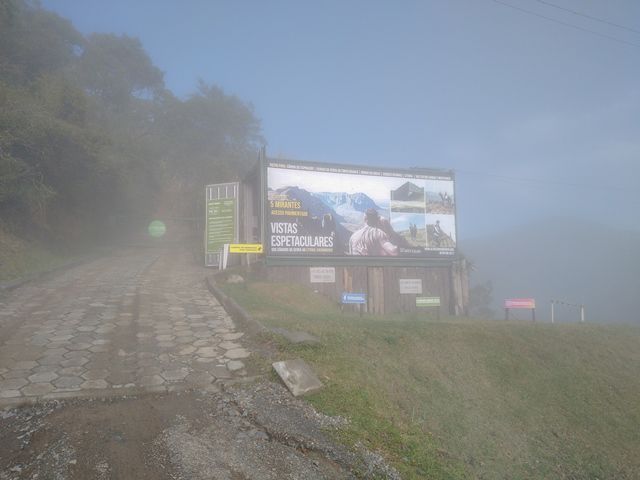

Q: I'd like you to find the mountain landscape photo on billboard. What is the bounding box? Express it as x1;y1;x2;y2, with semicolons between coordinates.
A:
266;164;456;257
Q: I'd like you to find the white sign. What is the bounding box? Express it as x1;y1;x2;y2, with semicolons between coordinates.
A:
310;267;336;283
399;278;423;294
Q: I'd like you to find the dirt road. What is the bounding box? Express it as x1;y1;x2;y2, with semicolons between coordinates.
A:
0;247;398;479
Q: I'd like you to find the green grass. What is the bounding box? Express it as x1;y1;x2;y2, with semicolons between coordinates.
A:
222;279;640;479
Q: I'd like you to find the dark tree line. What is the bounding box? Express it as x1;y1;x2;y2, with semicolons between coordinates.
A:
0;0;263;245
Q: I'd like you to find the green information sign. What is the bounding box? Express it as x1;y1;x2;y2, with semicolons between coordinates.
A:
206;198;236;253
416;296;441;307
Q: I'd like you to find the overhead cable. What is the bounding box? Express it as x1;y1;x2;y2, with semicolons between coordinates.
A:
491;0;640;48
531;0;640;35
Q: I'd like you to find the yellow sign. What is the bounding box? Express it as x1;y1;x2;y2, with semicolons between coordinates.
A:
229;244;263;254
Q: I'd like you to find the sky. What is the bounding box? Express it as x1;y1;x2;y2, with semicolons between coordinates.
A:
42;0;640;239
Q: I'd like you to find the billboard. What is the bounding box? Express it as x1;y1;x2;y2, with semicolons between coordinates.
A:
266;159;456;259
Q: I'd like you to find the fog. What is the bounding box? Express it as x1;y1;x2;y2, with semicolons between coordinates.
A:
15;0;640;322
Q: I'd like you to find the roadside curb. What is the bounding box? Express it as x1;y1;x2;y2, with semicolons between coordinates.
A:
205;274;268;336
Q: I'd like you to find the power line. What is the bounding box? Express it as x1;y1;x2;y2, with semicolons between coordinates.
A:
490;0;640;48
455;168;638;193
531;0;640;35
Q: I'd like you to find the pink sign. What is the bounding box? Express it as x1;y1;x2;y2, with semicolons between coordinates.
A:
504;298;536;309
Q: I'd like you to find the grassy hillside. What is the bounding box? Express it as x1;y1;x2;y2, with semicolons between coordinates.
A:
222;279;640;479
0;224;70;283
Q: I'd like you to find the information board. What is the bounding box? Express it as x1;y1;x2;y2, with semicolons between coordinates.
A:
206;198;236;254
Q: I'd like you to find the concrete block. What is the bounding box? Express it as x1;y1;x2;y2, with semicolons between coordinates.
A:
272;359;324;397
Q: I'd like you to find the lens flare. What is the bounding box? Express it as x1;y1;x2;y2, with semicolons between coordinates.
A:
148;220;166;238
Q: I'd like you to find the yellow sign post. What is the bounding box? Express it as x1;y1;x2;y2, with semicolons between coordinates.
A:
229;244;264;254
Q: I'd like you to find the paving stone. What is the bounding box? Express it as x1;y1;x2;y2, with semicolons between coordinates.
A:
196;347;217;358
53;376;84;388
139;375;165;386
31;364;58;374
28;371;58;383
2;370;31;380
226;360;245;372
60;357;89;368
0;378;29;390
175;336;196;344
219;341;241;350
107;372;136;385
44;348;68;357
137;366;163;376
222;332;244;341
174;330;193;337
176;346;197;356
37;355;66;365
155;334;175;342
77;326;96;332
209;366;233;379
81;379;109;389
161;368;190;381
224;348;251;360
58;366;86;377
81;369;109;380
21;383;55;396
49;335;74;342
13;360;38;370
63;350;89;359
0;390;22;398
89;345;110;353
66;342;92;351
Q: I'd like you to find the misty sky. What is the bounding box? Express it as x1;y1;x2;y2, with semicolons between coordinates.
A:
42;0;640;239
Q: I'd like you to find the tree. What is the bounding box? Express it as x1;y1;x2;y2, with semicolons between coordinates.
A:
75;33;164;110
469;280;495;319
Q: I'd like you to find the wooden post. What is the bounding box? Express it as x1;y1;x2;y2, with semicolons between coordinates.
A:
551;301;555;324
580;305;585;323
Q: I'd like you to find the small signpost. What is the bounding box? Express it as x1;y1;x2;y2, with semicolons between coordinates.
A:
399;279;423;294
310;267;336;284
229;244;263;254
504;298;536;321
341;292;367;316
416;296;441;319
219;243;263;270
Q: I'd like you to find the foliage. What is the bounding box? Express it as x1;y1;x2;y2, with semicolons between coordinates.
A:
0;0;262;246
468;280;495;318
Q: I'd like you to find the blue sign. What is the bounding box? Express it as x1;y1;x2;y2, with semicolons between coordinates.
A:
341;292;367;304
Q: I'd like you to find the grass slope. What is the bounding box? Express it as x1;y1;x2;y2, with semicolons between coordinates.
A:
0;225;71;283
222;280;640;479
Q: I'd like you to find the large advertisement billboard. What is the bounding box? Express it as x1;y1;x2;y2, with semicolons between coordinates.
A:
266;160;456;259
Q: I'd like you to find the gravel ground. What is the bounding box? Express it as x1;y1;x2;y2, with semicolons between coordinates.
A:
0;382;400;479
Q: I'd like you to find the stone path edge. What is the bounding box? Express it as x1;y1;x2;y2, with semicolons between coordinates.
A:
0;374;263;409
0;253;104;293
205;274;322;347
205;275;268;337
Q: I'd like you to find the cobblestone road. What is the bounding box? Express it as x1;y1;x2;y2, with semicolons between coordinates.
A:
0;248;250;405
